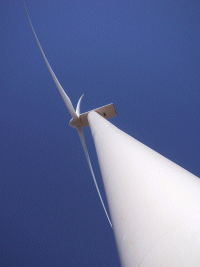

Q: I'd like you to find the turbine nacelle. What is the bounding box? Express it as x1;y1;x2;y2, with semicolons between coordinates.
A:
70;101;117;128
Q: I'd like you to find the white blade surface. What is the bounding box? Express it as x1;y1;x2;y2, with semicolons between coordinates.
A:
76;94;84;116
77;127;113;228
24;1;112;228
23;1;77;119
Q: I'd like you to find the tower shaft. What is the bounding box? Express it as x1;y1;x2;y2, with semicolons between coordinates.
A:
88;111;200;267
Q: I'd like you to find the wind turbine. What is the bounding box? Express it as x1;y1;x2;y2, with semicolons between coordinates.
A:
23;2;200;266
23;1;116;228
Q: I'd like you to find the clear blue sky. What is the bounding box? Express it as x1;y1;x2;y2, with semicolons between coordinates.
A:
1;1;200;266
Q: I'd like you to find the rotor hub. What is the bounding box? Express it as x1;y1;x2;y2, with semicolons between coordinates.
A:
69;118;82;128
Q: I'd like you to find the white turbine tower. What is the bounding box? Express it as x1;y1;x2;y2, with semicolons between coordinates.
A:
23;1;116;228
88;111;200;266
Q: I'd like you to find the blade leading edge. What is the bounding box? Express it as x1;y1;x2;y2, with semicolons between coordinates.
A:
77;127;113;228
23;1;77;119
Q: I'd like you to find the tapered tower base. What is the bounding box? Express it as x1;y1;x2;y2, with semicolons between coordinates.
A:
88;111;200;267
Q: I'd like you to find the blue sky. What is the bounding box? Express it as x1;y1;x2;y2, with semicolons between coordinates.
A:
1;1;200;266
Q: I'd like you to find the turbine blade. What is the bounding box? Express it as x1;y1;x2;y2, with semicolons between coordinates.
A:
77;127;113;228
23;1;77;119
76;94;84;116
